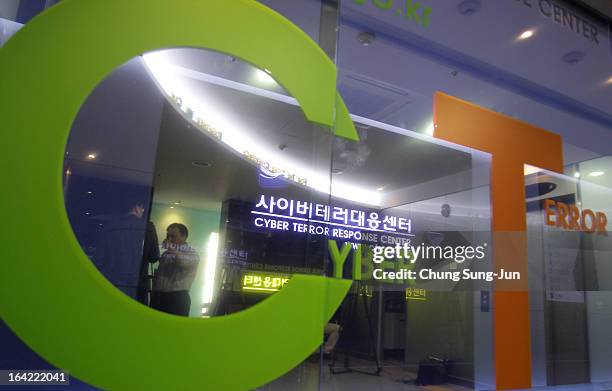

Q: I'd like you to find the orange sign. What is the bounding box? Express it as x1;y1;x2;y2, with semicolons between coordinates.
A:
544;199;608;234
434;92;563;390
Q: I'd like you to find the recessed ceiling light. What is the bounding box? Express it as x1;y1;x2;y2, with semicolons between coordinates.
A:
589;171;604;177
376;186;385;192
169;206;175;209
192;161;212;168
87;153;97;160
457;0;482;15
357;32;375;46
173;201;182;205
87;191;93;194
605;76;612;85
85;212;91;215
574;172;581;178
332;168;344;175
562;51;585;64
518;29;535;40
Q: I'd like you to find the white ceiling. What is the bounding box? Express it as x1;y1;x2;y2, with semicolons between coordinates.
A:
252;0;612;162
150;73;484;212
340;0;612;115
151;82;332;211
336;2;612;163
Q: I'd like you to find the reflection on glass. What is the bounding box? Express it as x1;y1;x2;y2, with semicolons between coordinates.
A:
64;45;499;389
526;165;612;385
64;48;338;323
324;120;492;384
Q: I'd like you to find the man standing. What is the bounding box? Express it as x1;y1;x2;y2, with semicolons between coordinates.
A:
136;221;160;306
150;223;200;316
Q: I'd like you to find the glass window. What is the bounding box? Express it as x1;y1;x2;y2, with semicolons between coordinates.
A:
526;165;612;385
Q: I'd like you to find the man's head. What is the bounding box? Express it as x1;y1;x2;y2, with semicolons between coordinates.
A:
166;223;188;245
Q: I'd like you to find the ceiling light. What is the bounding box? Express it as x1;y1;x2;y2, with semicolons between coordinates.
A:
332;169;344;175
173;201;182;205
202;232;220;305
357;32;375;46
87;191;93;194
169;206;175;209
574;172;580;178
589;171;604;177
85;212;91;215
87;153;96;160
255;69;275;85
605;76;612;85
562;51;585;65
518;29;534;40
376;186;385;192
457;0;482;15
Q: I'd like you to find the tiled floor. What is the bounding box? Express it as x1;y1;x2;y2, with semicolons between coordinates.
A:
259;357;473;391
514;382;612;391
320;370;471;391
258;356;612;391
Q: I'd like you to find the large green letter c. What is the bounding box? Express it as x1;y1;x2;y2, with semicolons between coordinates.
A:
0;0;354;389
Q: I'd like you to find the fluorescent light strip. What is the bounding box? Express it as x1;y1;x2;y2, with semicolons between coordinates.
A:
202;232;219;305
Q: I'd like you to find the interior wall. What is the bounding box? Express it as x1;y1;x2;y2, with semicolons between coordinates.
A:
586;291;612;382
405;291;475;382
527;209;548;387
527;169;612;386
578;173;612;382
400;184;492;385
